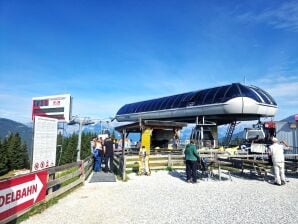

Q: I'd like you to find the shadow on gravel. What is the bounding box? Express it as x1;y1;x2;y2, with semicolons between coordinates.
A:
168;170;186;182
285;172;298;179
168;169;298;184
228;171;269;182
167;170;230;182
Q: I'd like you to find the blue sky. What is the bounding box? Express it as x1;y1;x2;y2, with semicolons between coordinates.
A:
0;0;298;124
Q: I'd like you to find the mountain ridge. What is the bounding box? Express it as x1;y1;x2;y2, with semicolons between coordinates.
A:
0;118;33;155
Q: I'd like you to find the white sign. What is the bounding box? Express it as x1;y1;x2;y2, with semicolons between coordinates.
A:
32;116;58;171
32;94;72;122
250;143;266;153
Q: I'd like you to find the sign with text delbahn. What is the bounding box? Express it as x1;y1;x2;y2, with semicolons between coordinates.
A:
0;170;48;223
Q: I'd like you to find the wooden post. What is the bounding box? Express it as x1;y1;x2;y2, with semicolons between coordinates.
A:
168;154;172;168
47;173;55;195
215;153;221;181
122;155;126;181
218;161;221;181
122;129;126;156
80;160;85;185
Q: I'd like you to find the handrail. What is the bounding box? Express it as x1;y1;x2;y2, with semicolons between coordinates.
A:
46;156;94;200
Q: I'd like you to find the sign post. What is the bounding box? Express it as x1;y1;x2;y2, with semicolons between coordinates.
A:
0;170;48;223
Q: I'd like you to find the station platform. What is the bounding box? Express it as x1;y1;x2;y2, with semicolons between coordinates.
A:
89;171;116;183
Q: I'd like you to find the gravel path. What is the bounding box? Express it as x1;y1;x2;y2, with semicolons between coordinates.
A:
21;171;298;224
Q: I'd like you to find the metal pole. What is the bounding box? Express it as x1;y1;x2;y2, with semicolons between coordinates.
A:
77;119;83;162
201;116;204;148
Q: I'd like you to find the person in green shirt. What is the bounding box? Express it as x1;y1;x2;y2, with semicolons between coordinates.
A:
184;140;200;183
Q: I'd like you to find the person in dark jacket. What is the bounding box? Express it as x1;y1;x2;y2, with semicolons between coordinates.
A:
103;135;115;173
184;140;200;183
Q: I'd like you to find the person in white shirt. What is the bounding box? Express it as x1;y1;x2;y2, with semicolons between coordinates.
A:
268;137;289;186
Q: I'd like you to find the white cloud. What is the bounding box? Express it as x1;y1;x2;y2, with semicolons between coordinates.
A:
254;74;298;119
237;1;298;32
255;75;298;97
0;93;32;123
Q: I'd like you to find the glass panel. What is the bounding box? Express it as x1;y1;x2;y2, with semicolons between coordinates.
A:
194;90;208;105
260;89;277;105
203;87;220;104
213;86;229;103
239;85;261;102
251;86;277;105
149;99;161;111
155;98;167;110
159;97;170;110
185;92;195;100
255;89;270;104
134;102;143;113
117;105;130;114
138;102;147;112
142;100;154;112
172;94;185;108
164;96;177;109
224;84;241;100
180;92;196;107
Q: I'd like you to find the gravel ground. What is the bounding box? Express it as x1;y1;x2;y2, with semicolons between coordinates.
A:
21;171;298;224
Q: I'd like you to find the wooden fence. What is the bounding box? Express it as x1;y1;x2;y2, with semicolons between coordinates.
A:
46;155;93;201
113;151;298;181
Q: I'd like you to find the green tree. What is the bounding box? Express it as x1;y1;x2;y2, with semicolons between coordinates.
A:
0;138;9;174
81;132;93;160
20;143;30;169
59;133;78;165
7;133;26;170
55;131;97;166
7;133;18;170
56;133;63;166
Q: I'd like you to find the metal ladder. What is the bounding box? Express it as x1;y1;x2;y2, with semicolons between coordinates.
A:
224;121;238;146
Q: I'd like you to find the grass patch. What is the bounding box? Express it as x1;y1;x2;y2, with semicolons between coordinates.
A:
166;166;173;171
56;166;78;178
60;176;80;187
0;170;15;180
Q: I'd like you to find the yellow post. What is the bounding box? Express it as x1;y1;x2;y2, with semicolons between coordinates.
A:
138;128;151;175
141;128;151;155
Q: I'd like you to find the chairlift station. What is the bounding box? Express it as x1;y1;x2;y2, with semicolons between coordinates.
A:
115;83;277;151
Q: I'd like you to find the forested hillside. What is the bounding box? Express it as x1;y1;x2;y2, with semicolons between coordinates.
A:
0;118;32;151
0;133;29;175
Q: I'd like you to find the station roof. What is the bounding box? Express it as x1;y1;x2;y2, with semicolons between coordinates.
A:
116;83;277;116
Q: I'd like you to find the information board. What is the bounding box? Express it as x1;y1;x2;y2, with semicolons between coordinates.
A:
32;94;72;122
32;116;58;171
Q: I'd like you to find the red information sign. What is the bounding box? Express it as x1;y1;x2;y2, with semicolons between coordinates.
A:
0;170;48;222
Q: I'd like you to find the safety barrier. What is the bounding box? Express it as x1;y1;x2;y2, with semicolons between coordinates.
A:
113;151;220;181
113;151;298;181
46;155;93;201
